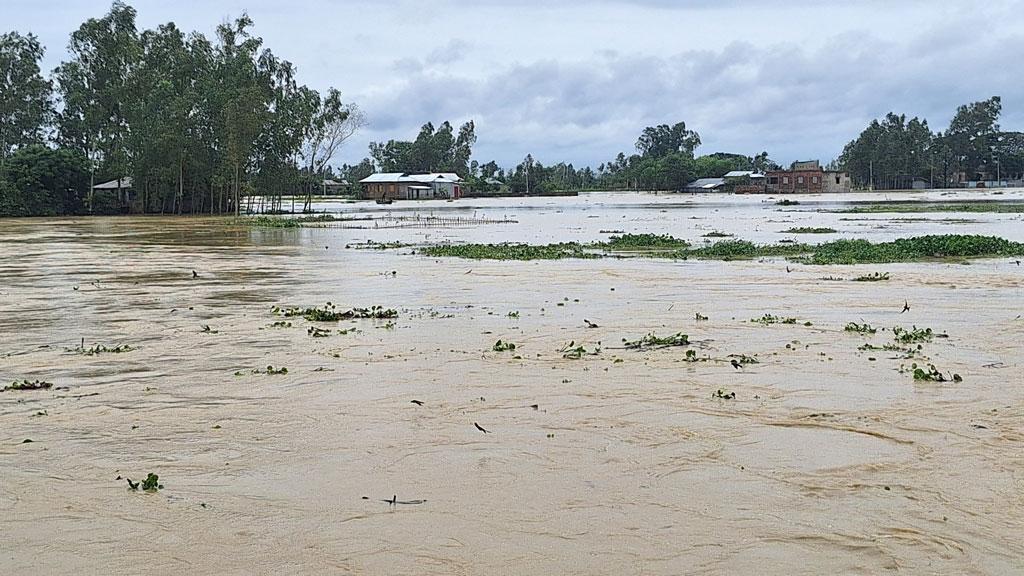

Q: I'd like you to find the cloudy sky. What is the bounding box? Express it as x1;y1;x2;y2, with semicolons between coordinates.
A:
7;0;1024;168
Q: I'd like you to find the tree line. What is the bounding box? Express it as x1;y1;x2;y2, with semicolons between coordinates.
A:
838;96;1024;189
1;2;365;217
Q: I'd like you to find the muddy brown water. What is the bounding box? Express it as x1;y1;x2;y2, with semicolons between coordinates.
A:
1;198;1023;575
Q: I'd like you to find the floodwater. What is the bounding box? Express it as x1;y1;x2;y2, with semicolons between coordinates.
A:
1;191;1022;575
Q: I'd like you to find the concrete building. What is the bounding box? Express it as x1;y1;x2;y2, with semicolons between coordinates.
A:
765;160;851;194
358;173;464;200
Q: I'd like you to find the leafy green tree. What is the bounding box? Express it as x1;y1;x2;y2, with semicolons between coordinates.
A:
0;32;52;168
53;1;140;211
0;145;89;216
636;122;701;159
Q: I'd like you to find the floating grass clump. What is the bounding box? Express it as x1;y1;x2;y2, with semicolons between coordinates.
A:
307;326;332;338
905;363;962;382
71;343;135;355
275;303;397;321
418;234;1023;264
785;227;837;234
252;365;288;375
845;322;877;334
702;231;733;238
3;380;53;392
421;242;597;260
560;342;601;359
602;233;690;250
623;332;689;350
853;272;890;282
492;340;517;352
831;203;1024;214
893;326;945;344
808;235;1024;264
752;314;798;326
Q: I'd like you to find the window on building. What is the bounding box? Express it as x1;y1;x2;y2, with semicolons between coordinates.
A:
835;176;841;184
783;176;789;184
768;177;779;185
812;176;819;184
797;176;804;184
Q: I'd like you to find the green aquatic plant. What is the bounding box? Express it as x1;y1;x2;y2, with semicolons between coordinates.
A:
623;332;689;350
751;314;798;326
560;341;601;359
906;363;962;382
602;233;690;250
492;340;517;352
253;365;288;375
421;242;597;261
785;227;837;234
4;380;53;392
853;272;890;282
71;343;135;355
808;235;1024;265
727;354;759;365
702;231;733;238
307;326;332;338
830;203;1024;214
712;389;736;400
278;303;398;321
892;326;945;344
845;322;877;334
695;312;709;321
507;311;520;319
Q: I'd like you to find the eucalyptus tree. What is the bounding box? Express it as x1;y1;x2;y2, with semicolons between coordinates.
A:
302;88;366;209
0;32;52;169
53;1;140;211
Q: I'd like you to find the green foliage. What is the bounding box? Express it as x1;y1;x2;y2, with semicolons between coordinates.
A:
277;303;397;321
0;145;89;216
421;242;597;261
785;227;836;234
3;380;53;392
76;343;135;355
853;272;890;282
492;340;516;352
833;203;1024;214
0;32;52;164
844;322;877;334
712;389;736;400
601;233;690;250
560;342;600;359
141;473;162;491
751;314;797;326
893;326;943;344
623;332;689;350
369;120;475;174
808;235;1024;264
908;363;962;383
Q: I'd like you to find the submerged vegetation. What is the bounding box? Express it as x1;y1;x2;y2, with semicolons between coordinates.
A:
785;227;837;234
274;303;397;321
853;272;890;282
3;380;53;392
623;332;689;350
831;203;1024;214
419;235;1024;264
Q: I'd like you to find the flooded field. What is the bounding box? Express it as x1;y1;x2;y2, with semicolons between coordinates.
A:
1;191;1023;575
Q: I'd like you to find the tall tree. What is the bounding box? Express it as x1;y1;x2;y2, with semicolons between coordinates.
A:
0;32;52;168
54;1;140;211
636;122;701;159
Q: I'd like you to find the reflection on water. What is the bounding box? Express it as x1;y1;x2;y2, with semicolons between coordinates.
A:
0;193;1022;575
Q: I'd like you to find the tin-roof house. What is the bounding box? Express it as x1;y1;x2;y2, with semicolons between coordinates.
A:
358;172;464;201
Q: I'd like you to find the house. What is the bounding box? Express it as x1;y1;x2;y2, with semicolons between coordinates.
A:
683;177;726;192
358;173;464;200
92;177;135;210
765;160;850;194
723;171;766;193
322;179;349;195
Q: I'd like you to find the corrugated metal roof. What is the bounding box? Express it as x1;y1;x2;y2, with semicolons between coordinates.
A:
686;178;725;189
360;173;407;183
93;177;133;190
